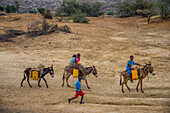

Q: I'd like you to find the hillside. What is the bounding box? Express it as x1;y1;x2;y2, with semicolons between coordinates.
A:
0;0;138;13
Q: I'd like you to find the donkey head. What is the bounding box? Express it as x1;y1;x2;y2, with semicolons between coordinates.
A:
92;66;98;78
145;61;155;76
49;65;54;77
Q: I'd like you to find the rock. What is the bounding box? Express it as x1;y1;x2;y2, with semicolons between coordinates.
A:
49;42;51;44
24;45;28;48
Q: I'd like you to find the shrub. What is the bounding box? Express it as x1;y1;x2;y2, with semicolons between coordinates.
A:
117;0;157;17
37;8;45;14
117;1;135;17
29;10;37;14
5;5;17;13
107;11;114;15
0;6;4;11
56;0;105;17
157;0;170;20
43;10;53;19
72;9;89;23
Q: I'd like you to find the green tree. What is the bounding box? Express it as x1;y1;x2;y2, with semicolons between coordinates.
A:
0;6;4;11
37;8;45;14
157;0;170;20
117;0;156;17
72;9;90;23
5;5;17;13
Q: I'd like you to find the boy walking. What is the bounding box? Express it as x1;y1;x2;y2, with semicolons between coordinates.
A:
68;76;85;104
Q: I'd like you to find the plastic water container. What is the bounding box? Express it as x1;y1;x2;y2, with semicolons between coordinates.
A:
31;70;39;80
132;70;138;80
73;69;79;78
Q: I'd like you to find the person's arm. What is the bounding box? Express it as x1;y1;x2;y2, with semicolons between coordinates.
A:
135;63;141;66
74;81;80;89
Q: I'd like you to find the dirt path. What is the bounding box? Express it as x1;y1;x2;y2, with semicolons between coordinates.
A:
0;14;170;113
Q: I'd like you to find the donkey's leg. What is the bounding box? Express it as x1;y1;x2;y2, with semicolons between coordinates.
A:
38;78;41;87
85;79;90;89
62;74;65;87
66;74;71;87
125;81;131;91
136;79;141;92
21;73;26;87
27;77;32;88
122;75;128;93
43;77;48;88
141;80;144;93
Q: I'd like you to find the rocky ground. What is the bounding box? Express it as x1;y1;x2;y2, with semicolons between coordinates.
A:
0;13;170;113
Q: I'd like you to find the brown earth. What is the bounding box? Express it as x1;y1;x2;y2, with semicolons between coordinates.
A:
0;13;170;113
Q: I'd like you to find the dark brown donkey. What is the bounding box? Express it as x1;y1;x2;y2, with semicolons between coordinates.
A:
21;65;54;88
120;61;155;93
62;66;98;89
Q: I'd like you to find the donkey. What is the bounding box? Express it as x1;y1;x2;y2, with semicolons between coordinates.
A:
120;61;155;93
21;65;54;88
62;66;98;89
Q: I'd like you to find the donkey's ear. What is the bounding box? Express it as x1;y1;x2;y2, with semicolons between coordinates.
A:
51;64;53;67
144;62;147;65
149;61;151;65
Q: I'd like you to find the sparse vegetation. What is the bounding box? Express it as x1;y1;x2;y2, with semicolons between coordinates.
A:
117;0;156;17
157;0;170;20
5;5;17;13
37;8;45;14
29;10;37;14
43;9;53;19
107;11;114;15
0;6;4;11
72;9;90;23
55;0;106;23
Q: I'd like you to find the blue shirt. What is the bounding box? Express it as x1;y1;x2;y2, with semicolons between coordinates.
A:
126;60;135;70
70;57;76;65
74;80;81;91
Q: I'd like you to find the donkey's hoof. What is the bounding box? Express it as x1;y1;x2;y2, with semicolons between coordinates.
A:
87;86;91;89
62;84;64;87
38;85;41;87
122;90;125;93
128;89;131;92
30;86;32;88
141;90;144;93
136;89;139;92
67;85;71;87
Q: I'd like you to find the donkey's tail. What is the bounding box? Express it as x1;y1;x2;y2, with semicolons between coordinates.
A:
62;68;66;80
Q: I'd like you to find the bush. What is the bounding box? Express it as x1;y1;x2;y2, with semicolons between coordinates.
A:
117;0;156;17
37;8;45;14
107;11;114;15
157;0;170;20
56;0;105;17
5;5;17;13
72;10;89;23
0;6;4;11
29;10;37;14
43;10;53;19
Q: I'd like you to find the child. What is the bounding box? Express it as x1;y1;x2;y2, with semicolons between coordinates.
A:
68;76;85;104
126;55;141;83
76;53;86;77
69;54;76;66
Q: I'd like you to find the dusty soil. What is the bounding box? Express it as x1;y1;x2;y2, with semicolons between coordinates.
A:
0;13;170;113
